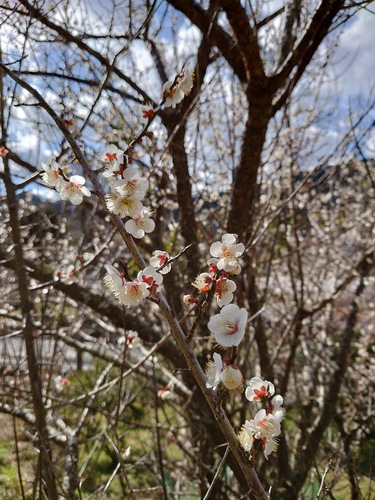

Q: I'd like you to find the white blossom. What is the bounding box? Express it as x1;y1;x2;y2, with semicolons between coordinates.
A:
59;175;91;205
210;234;245;273
239;409;282;459
150;250;171;274
245;377;275;402
179;68;194;95
215;276;237;307
54;375;70;393
113;176;149;200
104;263;149;306
270;394;284;420
163;81;184;108
221;365;243;390
125;208;155;238
208;304;248;347
105;192;144;218
118;331;141;349
41;159;62;188
100;144;125;163
192;272;213;293
205;352;223;390
137;266;163;289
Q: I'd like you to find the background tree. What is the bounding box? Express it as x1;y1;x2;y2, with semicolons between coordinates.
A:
0;1;374;498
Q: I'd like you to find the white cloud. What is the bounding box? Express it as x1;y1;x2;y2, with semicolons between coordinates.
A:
331;10;375;98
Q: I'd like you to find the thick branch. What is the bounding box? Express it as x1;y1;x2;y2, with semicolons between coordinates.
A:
218;0;265;81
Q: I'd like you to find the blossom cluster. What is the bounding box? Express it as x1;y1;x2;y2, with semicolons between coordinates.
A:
104;250;171;307
185;233;285;460
41;159;91;205
238;377;284;459
162;67;194;108
98;144;155;238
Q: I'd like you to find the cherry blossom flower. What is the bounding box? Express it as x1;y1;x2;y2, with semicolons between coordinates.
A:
59;175;91;205
105;192;144;218
183;294;198;305
192;272;213;293
41;159;62;188
104;264;149;306
205;354;244;391
118;331;141;349
210;234;245;273
100;144;125;163
137;266;163;294
113;176;149;200
215;276;237;307
208;304;248;347
102;160;137;181
54;375;70;393
0;146;9;157
221;365;243;390
239;409;282;459
245;377;275;402
205;352;223;390
157;382;174;400
163;68;194;107
125;208;155;238
163;81;184;108
269;394;284;420
150;250;171;274
179;68;194;95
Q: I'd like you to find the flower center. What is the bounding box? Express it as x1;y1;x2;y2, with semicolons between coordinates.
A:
226;322;238;335
221;246;234;258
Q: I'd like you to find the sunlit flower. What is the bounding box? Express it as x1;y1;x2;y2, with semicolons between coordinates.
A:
113;176;149;200
221;365;243;390
163;81;184;108
238;426;254;454
137;266;163;293
183;294;198;305
150;250;171;274
245;377;275;402
269;394;284;420
125;208;155;238
205;352;223;390
208;304;248;347
54;375;70;393
100;144;125;163
41;159;62;188
104;263;149;306
192;272;213;293
215;276;237;307
239;409;282;459
210;234;245;273
105;192;144;218
59;175;91;205
118;331;141;349
179;68;194;95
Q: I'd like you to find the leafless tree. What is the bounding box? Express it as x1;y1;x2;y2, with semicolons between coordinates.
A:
0;1;374;498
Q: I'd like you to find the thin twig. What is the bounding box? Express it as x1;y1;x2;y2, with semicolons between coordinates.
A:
203;446;229;500
316;460;332;499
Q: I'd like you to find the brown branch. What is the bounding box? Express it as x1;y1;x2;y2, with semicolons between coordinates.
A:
218;0;265;81
165;0;247;81
271;0;345;113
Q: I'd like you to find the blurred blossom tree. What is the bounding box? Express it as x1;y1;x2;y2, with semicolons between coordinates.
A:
0;1;374;498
